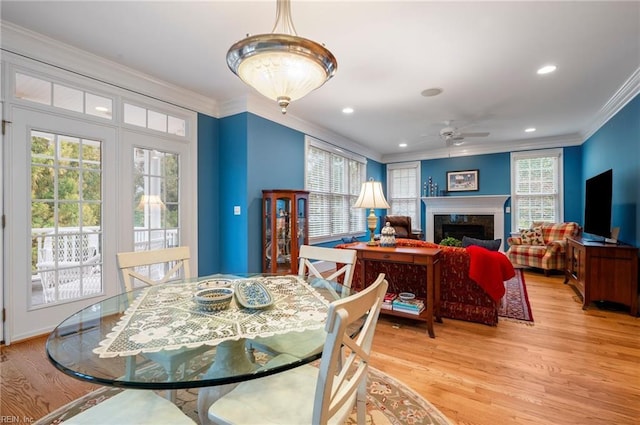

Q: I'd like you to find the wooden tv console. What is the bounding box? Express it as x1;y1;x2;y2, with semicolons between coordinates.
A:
565;236;638;316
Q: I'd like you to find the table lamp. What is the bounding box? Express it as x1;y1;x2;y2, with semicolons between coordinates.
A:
354;178;390;245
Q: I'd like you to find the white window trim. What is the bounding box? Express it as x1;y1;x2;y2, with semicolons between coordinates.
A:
510;148;564;230
386;161;422;231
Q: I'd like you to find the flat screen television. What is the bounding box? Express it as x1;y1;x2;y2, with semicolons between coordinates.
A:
583;169;612;240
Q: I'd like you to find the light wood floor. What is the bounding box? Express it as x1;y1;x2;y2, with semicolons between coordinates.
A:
2;271;639;424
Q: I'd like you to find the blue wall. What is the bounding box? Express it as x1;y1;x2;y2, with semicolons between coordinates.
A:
197;113;219;275
218;113;249;273
419;152;512;239
563;145;583;224
581;94;639;245
246;114;306;272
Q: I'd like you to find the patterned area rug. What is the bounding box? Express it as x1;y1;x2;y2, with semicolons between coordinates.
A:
499;268;534;323
34;366;453;425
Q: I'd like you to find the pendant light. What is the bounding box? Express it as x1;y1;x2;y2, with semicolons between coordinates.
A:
226;0;338;114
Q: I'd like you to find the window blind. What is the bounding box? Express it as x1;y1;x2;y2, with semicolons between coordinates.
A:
306;137;366;241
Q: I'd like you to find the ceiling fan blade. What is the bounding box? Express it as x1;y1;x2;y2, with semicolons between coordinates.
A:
459;132;489;137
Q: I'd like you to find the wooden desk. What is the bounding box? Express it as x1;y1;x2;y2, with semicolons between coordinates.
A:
349;243;441;337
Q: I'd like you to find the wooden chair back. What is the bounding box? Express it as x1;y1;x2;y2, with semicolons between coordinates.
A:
116;246;191;292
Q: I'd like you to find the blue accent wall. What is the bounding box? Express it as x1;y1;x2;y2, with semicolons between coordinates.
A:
246;114;306;272
563;145;583;224
197;113;219;275
218;113;249;273
582;94;639;245
420;152;511;240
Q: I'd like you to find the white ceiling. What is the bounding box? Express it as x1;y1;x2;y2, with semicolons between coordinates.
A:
1;1;639;162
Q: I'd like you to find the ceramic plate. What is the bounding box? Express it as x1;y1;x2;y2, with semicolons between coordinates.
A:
197;279;232;289
234;280;274;309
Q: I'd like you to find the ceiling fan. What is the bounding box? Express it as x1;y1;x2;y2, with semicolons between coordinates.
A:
439;121;490;146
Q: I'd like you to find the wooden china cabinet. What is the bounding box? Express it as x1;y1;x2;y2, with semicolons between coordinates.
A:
262;189;309;274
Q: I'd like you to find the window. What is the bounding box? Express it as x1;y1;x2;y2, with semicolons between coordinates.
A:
123;102;186;136
15;72;113;120
387;161;421;230
30;130;103;305
511;149;563;230
133;148;181;252
305;137;366;242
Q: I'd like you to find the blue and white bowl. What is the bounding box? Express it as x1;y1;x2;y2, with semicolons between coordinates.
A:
194;288;234;312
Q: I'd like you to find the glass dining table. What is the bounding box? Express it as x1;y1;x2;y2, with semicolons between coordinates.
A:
46;273;360;421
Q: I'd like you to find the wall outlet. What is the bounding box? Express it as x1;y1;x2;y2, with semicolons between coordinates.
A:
233;206;241;215
505;206;511;213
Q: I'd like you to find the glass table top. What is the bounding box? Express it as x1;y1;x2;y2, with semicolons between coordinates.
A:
46;273;359;390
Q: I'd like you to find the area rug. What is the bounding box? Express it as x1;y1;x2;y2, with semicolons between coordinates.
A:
34;366;453;425
499;268;534;323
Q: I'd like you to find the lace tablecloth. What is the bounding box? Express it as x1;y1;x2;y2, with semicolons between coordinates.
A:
93;275;331;358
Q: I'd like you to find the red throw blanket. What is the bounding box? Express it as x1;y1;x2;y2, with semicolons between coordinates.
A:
466;245;515;301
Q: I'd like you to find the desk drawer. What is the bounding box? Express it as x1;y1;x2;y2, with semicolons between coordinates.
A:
362;251;414;263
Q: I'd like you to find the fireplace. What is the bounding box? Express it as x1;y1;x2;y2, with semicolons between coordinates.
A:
435;214;494;243
422;195;509;250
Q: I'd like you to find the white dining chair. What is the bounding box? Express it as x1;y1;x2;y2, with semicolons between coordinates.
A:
62;389;195;424
247;245;358;360
116;246;207;400
117;246;191;292
208;272;387;425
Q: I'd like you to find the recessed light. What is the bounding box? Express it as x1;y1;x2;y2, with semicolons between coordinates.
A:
399;143;407;148
537;65;557;75
525;127;536;133
342;107;354;114
421;88;443;97
95;106;109;112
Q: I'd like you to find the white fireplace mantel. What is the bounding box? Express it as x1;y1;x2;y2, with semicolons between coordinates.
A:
421;195;510;249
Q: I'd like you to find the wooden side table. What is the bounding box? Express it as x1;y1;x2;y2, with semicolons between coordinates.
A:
348;243;441;337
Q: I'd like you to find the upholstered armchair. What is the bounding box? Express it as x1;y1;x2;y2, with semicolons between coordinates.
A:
383;215;419;239
507;222;581;274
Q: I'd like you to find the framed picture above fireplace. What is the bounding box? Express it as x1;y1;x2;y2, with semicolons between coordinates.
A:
446;169;479;192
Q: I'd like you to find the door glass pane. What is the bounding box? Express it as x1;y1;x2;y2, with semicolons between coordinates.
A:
15;73;51;105
85;93;113;120
31;131;103;305
148;110;167;132
53;84;83;113
133;147;180;252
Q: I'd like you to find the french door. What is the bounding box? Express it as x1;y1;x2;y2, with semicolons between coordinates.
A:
5;107;118;342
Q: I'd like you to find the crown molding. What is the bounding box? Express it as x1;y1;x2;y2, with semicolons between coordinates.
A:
218;94;383;163
382;133;584;163
0;21;219;116
582;66;640;141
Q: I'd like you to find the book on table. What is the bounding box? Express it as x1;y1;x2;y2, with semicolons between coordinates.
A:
382;292;397;310
391;298;425;315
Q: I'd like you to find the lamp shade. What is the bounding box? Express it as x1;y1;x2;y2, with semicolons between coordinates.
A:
227;34;337;113
137;194;166;210
353;180;390;209
226;0;337;114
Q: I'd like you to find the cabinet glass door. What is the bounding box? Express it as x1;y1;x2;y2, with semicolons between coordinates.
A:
275;197;292;272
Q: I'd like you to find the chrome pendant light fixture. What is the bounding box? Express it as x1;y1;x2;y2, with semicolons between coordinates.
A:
226;0;337;114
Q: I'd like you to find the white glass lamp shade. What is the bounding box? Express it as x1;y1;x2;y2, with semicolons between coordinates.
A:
354;180;391;209
227;34;337;114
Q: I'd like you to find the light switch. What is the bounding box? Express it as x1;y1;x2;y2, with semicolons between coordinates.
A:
233;206;241;215
505;206;511;213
